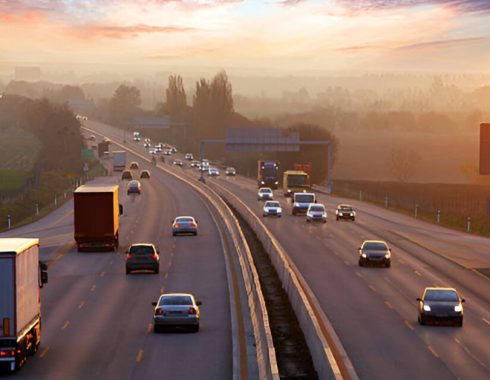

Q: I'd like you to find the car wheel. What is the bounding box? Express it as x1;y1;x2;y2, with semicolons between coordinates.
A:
457;318;463;327
385;261;391;268
193;324;199;333
263;214;267;217
194;232;198;236
352;217;355;221
358;259;364;267
323;220;327;224
172;232;176;236
155;266;159;274
153;325;161;333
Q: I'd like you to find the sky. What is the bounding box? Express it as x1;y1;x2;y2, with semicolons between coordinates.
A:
0;0;490;75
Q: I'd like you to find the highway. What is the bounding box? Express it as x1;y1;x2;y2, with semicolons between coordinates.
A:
87;119;490;380
1;145;233;379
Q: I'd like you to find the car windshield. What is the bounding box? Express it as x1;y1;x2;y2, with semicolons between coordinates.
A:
425;290;459;302
129;182;139;188
363;242;388;251
160;296;193;306
295;194;314;203
260;189;271;193
129;245;154;255
176;217;194;223
340;206;353;212
310;205;324;212
266;202;280;207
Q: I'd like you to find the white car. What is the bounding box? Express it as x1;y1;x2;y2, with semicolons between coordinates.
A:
173;159;184;166
149;148;157;155
144;142;151;148
185;153;194;161
263;201;282;217
258;187;273;201
208;167;220;177
152;293;201;332
306;203;327;223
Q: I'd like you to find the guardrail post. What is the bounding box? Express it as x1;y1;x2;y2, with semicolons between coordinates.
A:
414;204;418;219
436;209;441;224
35;203;39;216
54;194;57;206
359;190;362;201
7;214;11;230
467;216;471;232
64;191;67;199
384;195;388;208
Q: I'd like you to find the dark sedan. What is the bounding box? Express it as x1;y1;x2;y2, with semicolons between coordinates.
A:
125;243;160;274
417;287;464;326
358;240;391;267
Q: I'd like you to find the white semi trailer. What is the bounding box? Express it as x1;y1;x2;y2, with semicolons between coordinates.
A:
0;239;48;373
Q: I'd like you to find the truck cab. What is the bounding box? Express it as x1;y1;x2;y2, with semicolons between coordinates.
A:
292;192;316;215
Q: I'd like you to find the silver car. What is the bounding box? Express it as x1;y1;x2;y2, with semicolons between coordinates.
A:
263;201;282;217
258;187;273;201
172;216;198;236
306;203;327;223
152;293;201;332
208;167;220;176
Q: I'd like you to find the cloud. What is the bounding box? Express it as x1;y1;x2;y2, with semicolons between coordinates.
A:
335;0;490;13
397;36;490;50
71;23;196;39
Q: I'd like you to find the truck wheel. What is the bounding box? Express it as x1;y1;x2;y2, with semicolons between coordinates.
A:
155;266;159;274
126;268;131;275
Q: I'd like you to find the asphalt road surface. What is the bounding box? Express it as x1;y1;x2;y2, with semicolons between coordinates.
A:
1;147;232;380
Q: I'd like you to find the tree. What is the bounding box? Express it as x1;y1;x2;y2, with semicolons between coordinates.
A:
109;84;141;126
165;75;187;122
390;147;421;182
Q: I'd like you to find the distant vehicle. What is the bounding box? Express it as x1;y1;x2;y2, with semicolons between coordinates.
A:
129;161;139;170
358;240;391;267
293;163;312;177
283;170;310;197
172;216;198;236
113;151;127;171
149;148;157;155
173;159;184;167
257;161;279;189
417;287;464;327
88;134;96;141
225;167;236;176
0;239;48;373
185;153;194;161
263;201;282;217
127;180;142;195
140;170;151;179
171;146;178;153
74;185;121;251
133;131;141;141
121;170;133;181
155;144;163;152
152;293;201;333
82;116;88;121
208;167;220;176
143;142;151;148
125;243;159;274
306;203;327;223
336;204;356;221
144;138;151;143
292;192;316;215
258;187;273;201
191;160;199;167
163;149;172;156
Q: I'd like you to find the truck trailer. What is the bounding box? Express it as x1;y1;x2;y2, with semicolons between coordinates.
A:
0;238;48;373
283;170;311;197
113;151;127;171
74;185;121;251
257;161;279;189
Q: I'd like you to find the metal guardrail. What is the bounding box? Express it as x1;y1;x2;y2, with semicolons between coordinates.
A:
82;126;279;380
210;181;359;380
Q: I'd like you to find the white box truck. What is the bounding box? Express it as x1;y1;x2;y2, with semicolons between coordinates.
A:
0;239;48;373
113;151;127;171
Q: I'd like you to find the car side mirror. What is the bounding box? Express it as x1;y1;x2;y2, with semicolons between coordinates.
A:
461;299;465;303
157;250;160;254
416;298;422;302
152;302;157;306
196;301;202;306
389;248;392;252
119;204;123;215
358;247;362;251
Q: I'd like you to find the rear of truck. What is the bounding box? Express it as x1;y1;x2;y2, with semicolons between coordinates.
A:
113;151;126;171
0;238;46;373
74;185;120;251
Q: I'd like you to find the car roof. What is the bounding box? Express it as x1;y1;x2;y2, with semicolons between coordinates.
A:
175;215;195;219
160;293;194;298
337;204;353;207
309;203;325;207
130;243;155;247
259;187;272;191
141;170;150;173
362;240;387;244
424;287;458;292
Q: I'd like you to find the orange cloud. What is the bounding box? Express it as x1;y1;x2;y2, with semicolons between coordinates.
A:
0;10;46;24
69;23;196;39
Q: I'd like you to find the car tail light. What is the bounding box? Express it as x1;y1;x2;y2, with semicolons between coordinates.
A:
188;307;196;315
189;223;197;227
0;350;15;357
174;223;181;228
126;254;132;260
155;308;164;315
152;254;158;260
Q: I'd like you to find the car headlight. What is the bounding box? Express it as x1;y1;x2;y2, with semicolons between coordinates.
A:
294;203;299;207
361;253;367;258
454;304;463;312
339;213;343;216
274;181;278;184
385;252;391;258
335;210;339;215
261;181;265;184
423;304;431;312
